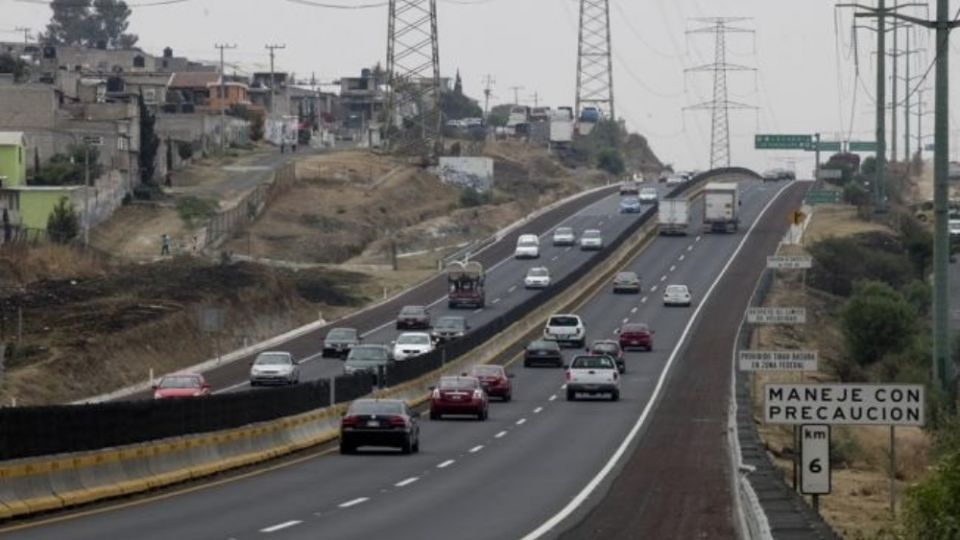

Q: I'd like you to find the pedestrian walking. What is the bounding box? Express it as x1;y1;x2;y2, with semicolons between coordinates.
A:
161;233;171;256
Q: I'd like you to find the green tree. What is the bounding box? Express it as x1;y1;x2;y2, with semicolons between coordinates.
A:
487;104;512;127
903;429;960;539
0;54;30;82
46;197;80;243
138;92;159;184
841;280;917;367
41;0;137;48
861;156;877;177
441;89;482;120
596;147;625;175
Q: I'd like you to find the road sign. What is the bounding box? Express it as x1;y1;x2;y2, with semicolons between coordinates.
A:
764;384;925;426
767;255;813;269
805;141;842;152
747;307;806;324
739;350;818;372
755;134;813;150
804;190;841;205
801;425;831;494
82;135;103;146
817;168;844;180
848;141;878;152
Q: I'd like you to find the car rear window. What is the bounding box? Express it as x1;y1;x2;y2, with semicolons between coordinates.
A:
400;306;425;316
470;365;503;377
666;285;687;294
592;342;618;353
583;230;600;238
348;346;388;361
159;376;201;388
548;316;580;326
348;400;404;415
255;353;292;366
435;317;465;330
622;324;649;333
528;340;559;351
327;328;356;340
528;268;549;277
555;227;572;235
617;272;637;280
571;356;615;369
439;377;479;390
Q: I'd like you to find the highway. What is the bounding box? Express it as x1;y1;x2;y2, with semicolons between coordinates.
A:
1;178;800;540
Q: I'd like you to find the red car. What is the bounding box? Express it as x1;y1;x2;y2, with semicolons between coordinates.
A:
618;323;654;351
152;373;211;399
430;376;488;420
590;339;625;373
467;364;514;401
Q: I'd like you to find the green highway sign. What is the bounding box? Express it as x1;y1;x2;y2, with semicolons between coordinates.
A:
804;190;841;205
805;141;842;152
848;141;878;152
755;134;813;150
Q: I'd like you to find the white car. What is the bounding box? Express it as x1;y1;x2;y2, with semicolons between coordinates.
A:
949;219;960;239
638;187;658;203
249;351;300;386
543;313;586;348
579;229;603;250
665;174;686;186
565;354;620;401
524;266;551;289
393;332;435;361
663;284;692;307
514;234;540;259
552;227;576;246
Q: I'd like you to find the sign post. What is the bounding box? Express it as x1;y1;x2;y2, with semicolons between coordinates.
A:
800;424;831;512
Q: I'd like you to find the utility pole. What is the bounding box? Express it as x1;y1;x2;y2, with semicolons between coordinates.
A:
530;91;540;108
214;43;237;152
265;44;286;116
508;85;523;105
13;27;31;46
481;74;495;117
684;18;756;169
575;0;615;120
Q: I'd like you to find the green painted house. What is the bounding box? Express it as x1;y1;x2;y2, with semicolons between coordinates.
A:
0;131;27;188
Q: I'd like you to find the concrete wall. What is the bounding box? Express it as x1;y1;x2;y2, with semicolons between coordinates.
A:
157;113;249;151
16;187;83;230
0;143;27;187
0;85;57;130
438;157;495;192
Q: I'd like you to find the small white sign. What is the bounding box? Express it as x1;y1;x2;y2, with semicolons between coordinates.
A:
739;350;818;372
801;424;831;494
767;255;813;269
817;168;843;180
765;384;925;426
747;307;806;324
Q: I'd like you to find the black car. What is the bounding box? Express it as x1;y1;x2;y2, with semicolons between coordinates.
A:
612;271;641;294
339;399;420;454
322;327;360;358
431;316;469;343
344;345;394;385
524;339;563;368
396;305;431;330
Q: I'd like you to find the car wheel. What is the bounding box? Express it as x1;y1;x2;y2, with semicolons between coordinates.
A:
611;390;620;402
566;389;576;401
339;442;355;455
503;392;512;402
430;410;440;420
524;360;531;368
412;436;420;453
401;436;413;455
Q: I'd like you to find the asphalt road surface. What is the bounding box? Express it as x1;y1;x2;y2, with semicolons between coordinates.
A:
2;179;802;540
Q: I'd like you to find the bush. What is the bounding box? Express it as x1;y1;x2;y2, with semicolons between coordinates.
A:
903;447;960;539
905;279;932;317
809;236;913;296
176;197;217;225
841;280;917;368
177;141;194;161
459;188;490;208
596;147;625;175
46;197;80;244
843;182;870;206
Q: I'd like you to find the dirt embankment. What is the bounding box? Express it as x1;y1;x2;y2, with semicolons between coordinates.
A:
0;246;367;405
751;205;931;539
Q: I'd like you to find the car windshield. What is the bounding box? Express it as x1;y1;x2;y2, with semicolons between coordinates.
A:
327;328;356;341
592;342;618;353
439;377;479;390
555;227;573;236
571;356;615;369
435;317;465;330
519;238;538;246
397;334;430;345
348;400;404;415
666;285;688;294
640;188;657;196
255;353;291;366
583;230;600;239
400;307;425;317
617;272;637;281
347;347;388;362
549;316;580;326
159;376;201;389
470;365;503;377
528;268;549;277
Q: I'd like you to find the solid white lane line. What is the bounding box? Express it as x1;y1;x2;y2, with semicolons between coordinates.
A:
516;418;527;425
641;297;648;303
260;521;302;533
338;498;369;509
520;181;794;540
630;307;638;313
508;285;517;293
534;406;543;414
669;265;676;272
549;394;557;401
395;477;419;487
437;459;455;469
678;254;685;261
492;298;501;304
495;431;508;438
469;445;484;453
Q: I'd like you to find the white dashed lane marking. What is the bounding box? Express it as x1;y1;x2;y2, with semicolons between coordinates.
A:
669;265;676;272
492;298;501;304
469;445;484;453
495;431;508;438
622;317;629;323
261;521;302;534
338;498;369;509
395;477;419;487
679;254;685;261
641;297;648;303
651;285;658;292
549;394;557;401
516;418;527;425
630;307;638;313
660;275;667;282
473;308;483;314
534;406;543;414
552;255;559;261
687;245;694;251
437;459;455;469
508;285;517;293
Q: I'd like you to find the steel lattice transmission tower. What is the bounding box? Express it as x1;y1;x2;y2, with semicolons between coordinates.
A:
386;0;442;159
575;0;615;120
684;18;756;169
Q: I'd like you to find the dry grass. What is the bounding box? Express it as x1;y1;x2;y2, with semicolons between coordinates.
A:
0;243;107;284
804;205;892;246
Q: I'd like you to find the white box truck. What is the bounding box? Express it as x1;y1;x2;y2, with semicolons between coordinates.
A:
658;198;689;235
703;182;740;233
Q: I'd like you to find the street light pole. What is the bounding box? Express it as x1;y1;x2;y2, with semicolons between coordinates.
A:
83;144;90;245
932;0;952;393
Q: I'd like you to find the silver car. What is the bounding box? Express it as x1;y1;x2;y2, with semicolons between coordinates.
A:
249;351;300;386
552;227;576;246
663;284;692;307
579;229;603;250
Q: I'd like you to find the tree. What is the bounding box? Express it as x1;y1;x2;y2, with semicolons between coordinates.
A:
841;281;917;367
487;104;512;127
90;0;138;48
138;92;159;184
46;197;80;243
596;147;625;175
441;89;482;120
0;54;30;82
41;0;137;48
861;156;877;177
453;69;463;95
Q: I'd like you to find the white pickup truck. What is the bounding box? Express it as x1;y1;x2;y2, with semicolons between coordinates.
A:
543;314;586;348
565;354;620;401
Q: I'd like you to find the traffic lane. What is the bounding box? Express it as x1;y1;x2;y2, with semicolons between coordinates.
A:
560;182;808;540
120;185;623;400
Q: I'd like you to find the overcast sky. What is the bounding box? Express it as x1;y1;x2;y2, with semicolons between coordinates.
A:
5;0;960;173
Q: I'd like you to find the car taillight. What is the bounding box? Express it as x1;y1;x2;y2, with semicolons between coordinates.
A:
341;415;361;427
388;416;407;427
473;389;483;400
432;388;440;399
565;370;571;381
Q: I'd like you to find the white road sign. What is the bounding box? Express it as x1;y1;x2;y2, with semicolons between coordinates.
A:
801;425;831;494
747;307;806;324
765;384;925;426
739;350;818;372
767;255;813;269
